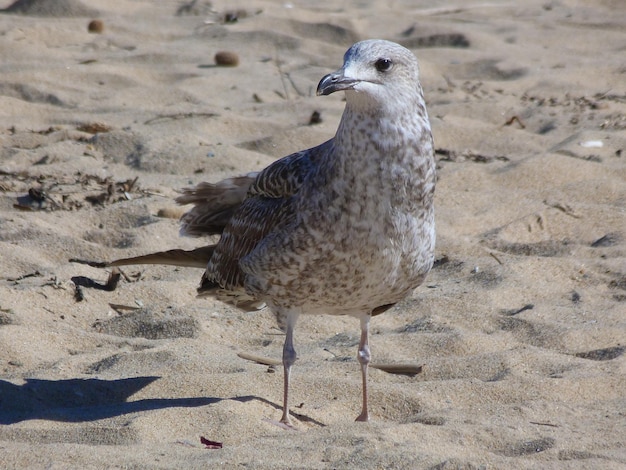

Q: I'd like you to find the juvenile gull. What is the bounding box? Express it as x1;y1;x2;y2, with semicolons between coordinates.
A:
108;39;435;426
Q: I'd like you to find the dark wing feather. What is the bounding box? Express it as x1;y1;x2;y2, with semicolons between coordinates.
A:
199;140;331;295
176;173;258;237
199;197;288;291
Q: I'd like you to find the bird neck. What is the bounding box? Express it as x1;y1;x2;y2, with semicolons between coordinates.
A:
323;102;435;209
333;99;433;166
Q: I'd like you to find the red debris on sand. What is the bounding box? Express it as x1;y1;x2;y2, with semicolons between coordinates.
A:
200;436;223;449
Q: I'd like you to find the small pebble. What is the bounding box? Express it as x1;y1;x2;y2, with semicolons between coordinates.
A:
223;9;247;23
88;19;104;34
309;110;322;125
215;51;239;67
157;207;186;219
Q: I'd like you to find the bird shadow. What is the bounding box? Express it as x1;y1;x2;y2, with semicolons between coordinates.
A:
0;376;326;427
248;396;326;427
0;376;248;425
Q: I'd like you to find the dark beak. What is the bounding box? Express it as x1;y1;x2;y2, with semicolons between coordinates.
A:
316;70;359;96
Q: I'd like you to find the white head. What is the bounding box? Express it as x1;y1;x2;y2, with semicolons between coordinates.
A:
317;39;423;113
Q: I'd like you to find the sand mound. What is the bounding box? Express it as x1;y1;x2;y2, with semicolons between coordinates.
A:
1;0;98;17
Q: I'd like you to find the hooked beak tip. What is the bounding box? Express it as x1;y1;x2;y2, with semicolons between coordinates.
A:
316;71;359;96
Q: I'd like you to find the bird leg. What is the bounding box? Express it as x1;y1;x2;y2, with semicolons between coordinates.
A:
355;314;371;422
280;313;298;426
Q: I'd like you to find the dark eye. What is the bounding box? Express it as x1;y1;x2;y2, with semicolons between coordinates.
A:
375;58;393;72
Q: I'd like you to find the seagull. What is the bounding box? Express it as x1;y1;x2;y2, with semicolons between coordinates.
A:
105;39;435;426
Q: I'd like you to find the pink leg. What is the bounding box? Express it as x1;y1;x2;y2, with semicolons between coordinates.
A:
280;313;298;426
355;314;371;422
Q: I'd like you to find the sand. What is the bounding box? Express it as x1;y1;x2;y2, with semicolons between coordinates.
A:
0;0;624;468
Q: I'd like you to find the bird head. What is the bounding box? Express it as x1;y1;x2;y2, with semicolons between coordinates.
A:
316;40;422;111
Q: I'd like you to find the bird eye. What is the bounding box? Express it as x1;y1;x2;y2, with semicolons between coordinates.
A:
375;58;393;72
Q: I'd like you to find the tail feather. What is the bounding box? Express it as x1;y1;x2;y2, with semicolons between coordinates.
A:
78;173;267;310
176;173;258;237
108;246;215;269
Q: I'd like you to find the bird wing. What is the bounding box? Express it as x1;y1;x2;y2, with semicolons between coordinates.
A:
199;140;331;295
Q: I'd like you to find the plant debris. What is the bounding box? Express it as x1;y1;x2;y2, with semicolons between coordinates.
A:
8;172;147;211
435;148;510;163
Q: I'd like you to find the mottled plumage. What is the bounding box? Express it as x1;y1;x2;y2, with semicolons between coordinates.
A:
107;40;435;426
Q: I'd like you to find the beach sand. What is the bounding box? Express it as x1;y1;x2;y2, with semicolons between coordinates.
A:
0;0;624;468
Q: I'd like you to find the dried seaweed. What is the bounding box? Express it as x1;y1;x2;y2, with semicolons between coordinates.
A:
7;172;151;212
